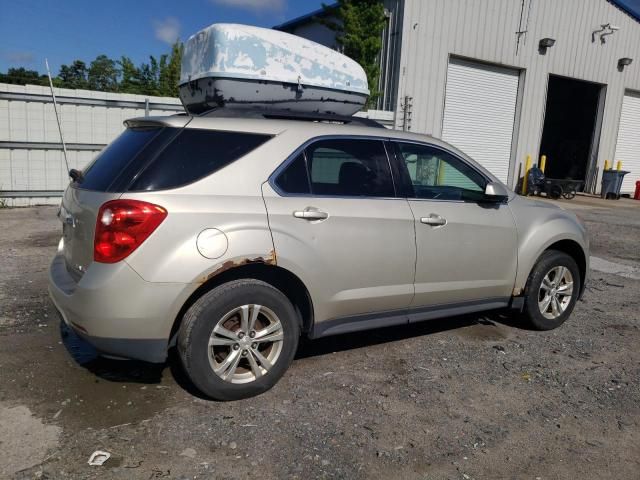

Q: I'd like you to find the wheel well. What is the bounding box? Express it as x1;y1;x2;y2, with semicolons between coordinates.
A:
545;240;587;291
170;263;314;343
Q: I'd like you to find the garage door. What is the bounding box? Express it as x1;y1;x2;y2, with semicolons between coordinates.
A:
441;58;520;184
615;91;640;194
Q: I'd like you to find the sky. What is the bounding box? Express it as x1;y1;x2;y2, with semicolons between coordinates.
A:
0;0;325;74
1;0;640;75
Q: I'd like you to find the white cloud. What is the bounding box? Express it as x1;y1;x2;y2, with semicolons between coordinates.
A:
209;0;285;13
153;17;181;45
3;51;35;64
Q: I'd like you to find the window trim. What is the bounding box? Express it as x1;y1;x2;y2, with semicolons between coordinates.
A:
269;135;500;204
269;135;400;199
388;140;493;204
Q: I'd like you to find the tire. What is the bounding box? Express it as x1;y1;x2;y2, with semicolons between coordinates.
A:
548;184;563;199
177;279;300;400
521;250;580;330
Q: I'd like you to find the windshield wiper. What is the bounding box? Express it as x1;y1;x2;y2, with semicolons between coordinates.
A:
69;168;84;183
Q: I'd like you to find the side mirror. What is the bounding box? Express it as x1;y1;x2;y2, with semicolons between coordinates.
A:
483;181;509;202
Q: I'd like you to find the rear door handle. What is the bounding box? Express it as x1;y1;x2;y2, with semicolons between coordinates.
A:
420;214;447;226
293;208;329;221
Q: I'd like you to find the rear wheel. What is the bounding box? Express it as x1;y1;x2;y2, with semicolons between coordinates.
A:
178;279;300;400
521;250;580;330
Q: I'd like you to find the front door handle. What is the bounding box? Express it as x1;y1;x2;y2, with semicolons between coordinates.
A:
293;208;329;221
420;214;447;226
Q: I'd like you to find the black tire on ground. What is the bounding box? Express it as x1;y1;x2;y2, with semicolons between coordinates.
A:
548;184;563;199
521;250;581;331
177;279;300;401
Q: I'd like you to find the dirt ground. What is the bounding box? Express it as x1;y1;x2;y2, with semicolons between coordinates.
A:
0;196;639;479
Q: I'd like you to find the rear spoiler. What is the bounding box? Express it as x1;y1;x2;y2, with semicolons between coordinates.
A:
124;116;192;129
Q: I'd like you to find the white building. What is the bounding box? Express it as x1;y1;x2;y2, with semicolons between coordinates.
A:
277;0;640;194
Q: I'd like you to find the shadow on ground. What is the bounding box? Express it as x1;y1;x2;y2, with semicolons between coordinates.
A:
61;308;526;399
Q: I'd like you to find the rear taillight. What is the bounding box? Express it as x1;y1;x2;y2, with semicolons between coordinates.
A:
94;200;167;263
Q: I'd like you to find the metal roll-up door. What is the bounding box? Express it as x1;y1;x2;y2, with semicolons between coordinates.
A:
441;58;520;184
615;91;640;194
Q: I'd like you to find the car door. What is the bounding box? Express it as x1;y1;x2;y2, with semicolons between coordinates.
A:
262;137;416;335
390;141;518;310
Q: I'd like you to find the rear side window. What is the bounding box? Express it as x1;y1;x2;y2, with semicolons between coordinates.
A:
79;128;162;191
129;129;270;191
305;139;394;197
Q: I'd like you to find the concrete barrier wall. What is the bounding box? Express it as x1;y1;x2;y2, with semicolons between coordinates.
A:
0;83;183;206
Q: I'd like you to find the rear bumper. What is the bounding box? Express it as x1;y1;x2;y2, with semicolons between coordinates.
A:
48;253;191;363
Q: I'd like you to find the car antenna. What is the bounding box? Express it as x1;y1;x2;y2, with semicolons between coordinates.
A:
45;58;74;180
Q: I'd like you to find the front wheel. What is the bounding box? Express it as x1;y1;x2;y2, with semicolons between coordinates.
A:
177;279;300;400
521;250;580;330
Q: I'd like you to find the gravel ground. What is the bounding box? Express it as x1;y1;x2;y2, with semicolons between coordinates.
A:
0;198;639;479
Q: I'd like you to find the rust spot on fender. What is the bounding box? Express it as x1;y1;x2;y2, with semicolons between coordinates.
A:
198;249;277;284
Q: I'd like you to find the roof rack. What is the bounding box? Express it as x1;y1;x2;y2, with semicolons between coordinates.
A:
197;107;385;129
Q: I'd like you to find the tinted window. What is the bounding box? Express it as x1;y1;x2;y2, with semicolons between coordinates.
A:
130;129;271;191
274;153;310;194
395;143;486;201
305;139;394;197
78;128;162;191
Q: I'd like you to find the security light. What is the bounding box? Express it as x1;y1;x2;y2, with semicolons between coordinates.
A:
538;38;556;54
539;38;556;48
618;57;633;71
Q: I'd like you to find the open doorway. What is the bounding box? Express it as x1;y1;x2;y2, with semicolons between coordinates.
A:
539;75;604;187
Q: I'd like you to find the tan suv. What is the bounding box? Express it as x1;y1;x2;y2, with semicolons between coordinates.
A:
49;110;589;400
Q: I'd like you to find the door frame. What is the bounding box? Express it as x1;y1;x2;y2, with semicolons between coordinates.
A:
537;73;607;192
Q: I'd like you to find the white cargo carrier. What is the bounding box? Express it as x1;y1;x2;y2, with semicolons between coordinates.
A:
179;23;369;115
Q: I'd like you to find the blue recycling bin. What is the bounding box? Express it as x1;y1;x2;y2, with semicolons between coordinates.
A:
601;170;629;199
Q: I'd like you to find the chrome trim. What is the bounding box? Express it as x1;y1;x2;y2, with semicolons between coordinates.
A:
267;134;501;205
268;134;402;200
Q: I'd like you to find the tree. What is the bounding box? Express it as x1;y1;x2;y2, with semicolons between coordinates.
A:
0;67;48;86
321;0;386;107
158;41;183;97
58;60;89;89
88;55;119;92
1;42;184;97
118;56;142;93
138;55;161;96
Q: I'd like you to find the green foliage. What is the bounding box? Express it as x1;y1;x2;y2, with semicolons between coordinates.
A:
58;60;89;89
0;40;184;97
321;0;386;108
88;55;119;92
0;67;49;86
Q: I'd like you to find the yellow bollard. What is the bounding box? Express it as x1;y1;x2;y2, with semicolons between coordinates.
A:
540;155;547;173
522;155;532;195
437;159;446;185
604;160;610;170
616;160;622;171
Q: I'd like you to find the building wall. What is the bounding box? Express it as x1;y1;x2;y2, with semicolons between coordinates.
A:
0;83;183;205
395;0;640;188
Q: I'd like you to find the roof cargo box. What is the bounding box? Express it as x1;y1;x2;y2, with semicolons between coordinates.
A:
179;23;369;116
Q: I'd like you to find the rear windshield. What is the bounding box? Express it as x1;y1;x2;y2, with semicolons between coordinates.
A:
76;126;271;192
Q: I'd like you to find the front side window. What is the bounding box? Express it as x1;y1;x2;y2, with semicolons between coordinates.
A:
305;139;394;197
395;142;486;201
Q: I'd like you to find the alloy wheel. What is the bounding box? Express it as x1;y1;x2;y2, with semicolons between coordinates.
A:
208;304;284;384
538;266;574;320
